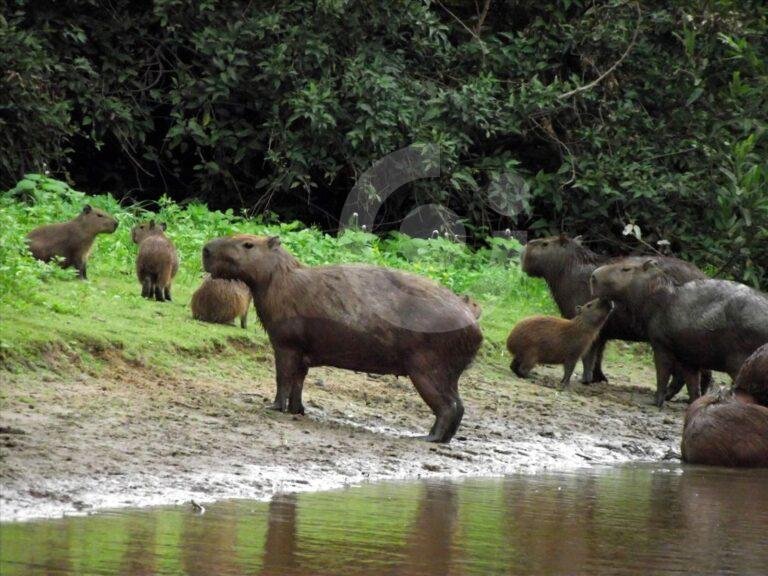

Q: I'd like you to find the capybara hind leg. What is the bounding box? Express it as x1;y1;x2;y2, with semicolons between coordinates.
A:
141;278;152;298
240;311;248;329
652;346;674;408
164;286;172;301
592;340;608;382
154;285;164;302
271;348;305;413
409;370;461;443
681;366;701;402
559;360;577;390
700;370;713;395
76;261;87;280
288;365;308;415
665;369;686;401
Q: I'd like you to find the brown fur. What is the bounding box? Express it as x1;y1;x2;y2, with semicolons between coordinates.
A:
191;276;252;328
132;221;179;301
506;298;614;388
26;205;118;279
734;344;768;407
202;234;482;443
681;390;768;467
461;295;482;319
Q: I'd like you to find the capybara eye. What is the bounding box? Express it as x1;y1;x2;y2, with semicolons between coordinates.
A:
243;242;255;249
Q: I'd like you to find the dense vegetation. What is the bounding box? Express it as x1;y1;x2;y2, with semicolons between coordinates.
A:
2;1;766;284
0;175;554;366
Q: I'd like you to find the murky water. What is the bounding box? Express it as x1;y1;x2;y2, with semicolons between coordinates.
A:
1;464;767;575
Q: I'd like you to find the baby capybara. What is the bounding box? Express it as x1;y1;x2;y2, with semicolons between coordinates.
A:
461;295;482;319
131;220;179;301
506;298;614;388
26;204;118;279
191;276;252;328
734;343;768;407
681;390;768;468
522;234;708;398
591;258;768;407
202;234;482;443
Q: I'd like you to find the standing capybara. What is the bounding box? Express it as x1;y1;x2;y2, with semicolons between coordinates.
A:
131;220;179;301
734;343;768;407
461;295;482;319
506;298;614;388
591;259;768;407
202;234;482;443
191;276;252;328
522;234;709;397
681;389;768;467
26;205;118;279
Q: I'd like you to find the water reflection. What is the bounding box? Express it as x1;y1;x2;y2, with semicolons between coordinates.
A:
1;465;767;576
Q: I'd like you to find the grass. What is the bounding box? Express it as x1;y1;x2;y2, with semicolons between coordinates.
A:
0;175;650;377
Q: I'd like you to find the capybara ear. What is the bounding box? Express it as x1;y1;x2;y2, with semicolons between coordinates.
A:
642;259;659;271
149;220;156;229
267;236;281;249
83;205;92;214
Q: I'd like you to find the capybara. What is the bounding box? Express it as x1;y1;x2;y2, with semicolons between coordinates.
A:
191;276;252;328
681;389;768;467
734;343;768;407
506;298;614;388
131;220;179;301
202;234;482;443
522;234;709;398
461;295;482;319
26;204;118;279
591;258;768;407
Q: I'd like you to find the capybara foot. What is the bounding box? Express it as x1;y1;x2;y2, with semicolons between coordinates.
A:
268;400;288;412
511;359;530;379
288;402;305;415
592;370;608;383
654;391;667;409
423;399;464;443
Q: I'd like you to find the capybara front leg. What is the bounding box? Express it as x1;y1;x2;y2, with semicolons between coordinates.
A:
560;360;577;390
154;284;164;302
700;370;713;395
141;277;152;298
582;339;607;384
592;340;608;382
665;367;686;401
77;261;87;280
240;310;248;329
652;346;674;408
288;364;309;415
511;356;533;379
271;349;304;413
164;286;172;301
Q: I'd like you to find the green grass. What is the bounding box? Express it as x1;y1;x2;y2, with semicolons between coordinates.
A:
0;175;559;372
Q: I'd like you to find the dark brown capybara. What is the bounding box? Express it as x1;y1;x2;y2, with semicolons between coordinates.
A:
681;389;768;467
191;276;252;329
507;298;614;388
131;220;179;301
521;234;710;398
734;343;768;407
202;234;482;443
26;204;118;279
591;258;768;407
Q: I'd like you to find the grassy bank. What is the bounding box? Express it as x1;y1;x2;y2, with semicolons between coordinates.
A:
0;175;563;373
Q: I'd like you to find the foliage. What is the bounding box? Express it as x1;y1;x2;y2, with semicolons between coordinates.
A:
1;1;766;285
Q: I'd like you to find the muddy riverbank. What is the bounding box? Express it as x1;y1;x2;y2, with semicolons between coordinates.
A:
0;346;721;522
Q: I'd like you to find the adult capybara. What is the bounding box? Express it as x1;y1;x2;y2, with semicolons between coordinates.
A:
191;276;252;328
591;258;768;407
734;343;768;407
202;234;482;443
507;298;614;388
522;234;709;397
681;390;768;467
26;204;118;279
131;220;179;301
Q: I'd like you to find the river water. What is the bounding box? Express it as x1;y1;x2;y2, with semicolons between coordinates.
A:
1;464;766;575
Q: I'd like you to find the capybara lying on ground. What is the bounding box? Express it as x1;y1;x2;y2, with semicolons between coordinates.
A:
522;234;709;398
507;298;614;388
191;276;252;328
26;205;118;279
681;389;768;467
131;220;179;301
591;258;768;407
202;234;482;443
734;343;768;407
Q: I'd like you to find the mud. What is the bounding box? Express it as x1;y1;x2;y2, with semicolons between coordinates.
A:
0;346;722;522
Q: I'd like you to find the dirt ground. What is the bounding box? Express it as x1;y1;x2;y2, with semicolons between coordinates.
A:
0;346;724;522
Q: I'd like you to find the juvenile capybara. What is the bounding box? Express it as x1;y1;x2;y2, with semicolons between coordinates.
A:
191;276;252;328
522;234;709;397
591;258;768;407
26;204;118;279
734;343;768;407
202;234;482;443
461;295;482;319
506;298;614;388
131;220;179;301
681;389;768;467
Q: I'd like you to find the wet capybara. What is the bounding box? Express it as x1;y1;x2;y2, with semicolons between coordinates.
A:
191;276;252;329
507;298;614;388
26;204;118;279
591;258;768;407
522;234;709;397
734;343;768;407
131;220;179;301
681;389;768;467
202;234;482;443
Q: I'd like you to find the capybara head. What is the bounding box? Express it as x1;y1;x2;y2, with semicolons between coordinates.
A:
77;205;118;235
462;295;482;319
590;258;663;300
131;220;167;244
575;297;614;327
521;234;584;277
203;234;292;286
